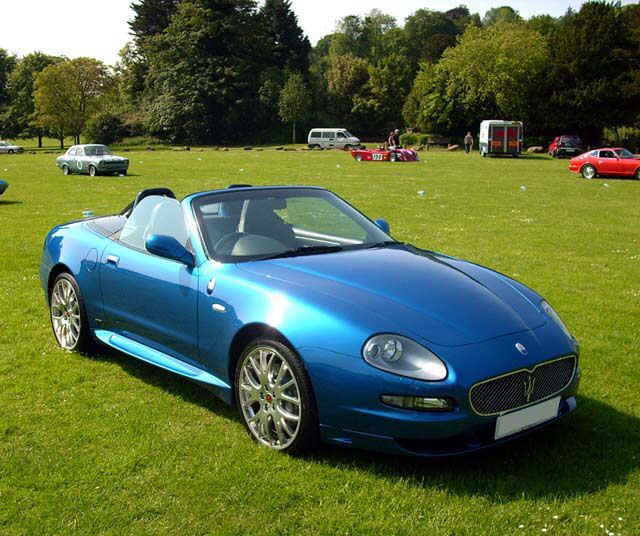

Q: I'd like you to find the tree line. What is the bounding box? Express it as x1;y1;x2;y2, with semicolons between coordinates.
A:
0;0;638;148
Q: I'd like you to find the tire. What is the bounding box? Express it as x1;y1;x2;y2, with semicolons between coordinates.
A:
235;338;319;454
88;165;97;177
635;168;640;180
62;165;70;176
355;153;362;162
581;164;597;179
8;149;14;154
49;273;93;353
389;153;398;162
481;150;486;157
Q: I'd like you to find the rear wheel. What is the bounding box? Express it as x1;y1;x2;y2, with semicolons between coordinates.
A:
8;149;14;155
389;152;398;162
62;165;70;176
49;273;93;353
582;164;597;179
88;165;97;177
235;339;318;454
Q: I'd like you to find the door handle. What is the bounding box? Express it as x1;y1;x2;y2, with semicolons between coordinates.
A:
106;255;119;267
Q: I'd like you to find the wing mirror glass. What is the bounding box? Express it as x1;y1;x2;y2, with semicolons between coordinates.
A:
145;234;194;266
374;218;390;234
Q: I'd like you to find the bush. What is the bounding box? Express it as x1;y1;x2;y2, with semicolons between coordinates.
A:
84;112;125;145
400;133;430;146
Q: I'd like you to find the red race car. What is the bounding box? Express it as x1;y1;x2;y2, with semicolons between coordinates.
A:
351;147;419;162
569;147;640;179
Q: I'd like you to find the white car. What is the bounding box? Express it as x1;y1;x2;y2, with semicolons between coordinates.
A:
0;141;24;154
308;128;360;150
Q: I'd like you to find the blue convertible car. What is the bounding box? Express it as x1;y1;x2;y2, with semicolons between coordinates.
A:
40;185;580;455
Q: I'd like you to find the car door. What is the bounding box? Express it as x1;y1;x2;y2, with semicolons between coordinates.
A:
74;147;86;173
597;150;618;175
322;131;336;148
336;131;347;149
99;197;200;364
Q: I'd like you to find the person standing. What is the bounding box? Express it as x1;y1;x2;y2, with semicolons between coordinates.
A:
464;131;474;153
387;130;396;149
393;129;401;148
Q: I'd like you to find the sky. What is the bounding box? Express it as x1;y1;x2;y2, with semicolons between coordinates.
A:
0;0;636;65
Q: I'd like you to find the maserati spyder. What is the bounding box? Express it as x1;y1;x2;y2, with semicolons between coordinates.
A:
40;185;580;455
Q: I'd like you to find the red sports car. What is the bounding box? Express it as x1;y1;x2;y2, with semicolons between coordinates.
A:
351;148;419;162
569;148;640;179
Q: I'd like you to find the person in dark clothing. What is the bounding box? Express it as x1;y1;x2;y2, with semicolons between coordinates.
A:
393;129;401;148
464;131;474;153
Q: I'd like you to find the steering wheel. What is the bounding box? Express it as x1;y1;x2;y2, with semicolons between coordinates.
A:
214;232;247;255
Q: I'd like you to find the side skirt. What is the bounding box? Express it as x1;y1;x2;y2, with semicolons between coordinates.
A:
94;329;231;398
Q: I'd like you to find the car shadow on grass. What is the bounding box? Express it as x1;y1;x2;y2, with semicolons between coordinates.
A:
0;200;22;205
86;346;638;501
310;396;639;501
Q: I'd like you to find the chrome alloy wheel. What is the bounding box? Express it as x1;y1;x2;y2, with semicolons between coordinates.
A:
51;278;81;350
238;346;302;449
582;165;596;179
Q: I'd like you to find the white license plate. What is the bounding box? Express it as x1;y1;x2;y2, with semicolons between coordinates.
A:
495;396;561;440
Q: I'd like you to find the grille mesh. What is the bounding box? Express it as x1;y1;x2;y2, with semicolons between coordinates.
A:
470;355;576;415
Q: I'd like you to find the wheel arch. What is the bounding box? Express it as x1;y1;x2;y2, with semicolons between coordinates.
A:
227;322;302;406
47;263;73;297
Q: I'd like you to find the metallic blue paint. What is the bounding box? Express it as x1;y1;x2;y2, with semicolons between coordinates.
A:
40;186;580;455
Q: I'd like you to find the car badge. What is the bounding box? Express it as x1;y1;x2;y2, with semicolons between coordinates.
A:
523;375;536;403
515;342;528;356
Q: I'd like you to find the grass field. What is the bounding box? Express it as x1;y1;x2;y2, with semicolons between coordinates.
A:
0;147;638;535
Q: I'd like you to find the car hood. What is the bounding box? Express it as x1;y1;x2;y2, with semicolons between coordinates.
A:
240;246;546;347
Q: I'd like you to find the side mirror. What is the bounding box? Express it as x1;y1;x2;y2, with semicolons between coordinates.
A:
374;218;390;234
145;234;194;266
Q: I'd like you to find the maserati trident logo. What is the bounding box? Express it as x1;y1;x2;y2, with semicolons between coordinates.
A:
515;342;528;356
523;375;536;403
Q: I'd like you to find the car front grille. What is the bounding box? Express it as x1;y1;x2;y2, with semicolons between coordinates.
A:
469;355;576;416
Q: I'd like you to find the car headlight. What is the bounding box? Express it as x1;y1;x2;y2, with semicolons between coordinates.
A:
541;300;572;339
362;334;447;381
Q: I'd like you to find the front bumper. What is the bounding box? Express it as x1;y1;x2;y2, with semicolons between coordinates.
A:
301;325;580;456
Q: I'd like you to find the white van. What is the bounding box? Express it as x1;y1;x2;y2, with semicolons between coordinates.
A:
308;128;360;150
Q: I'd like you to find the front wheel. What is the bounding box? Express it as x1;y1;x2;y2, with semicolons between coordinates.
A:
582;164;597;179
88;165;97;177
49;273;93;352
235;339;318;454
355;153;363;162
62;165;70;176
8;149;14;155
635;168;640;180
389;152;398;162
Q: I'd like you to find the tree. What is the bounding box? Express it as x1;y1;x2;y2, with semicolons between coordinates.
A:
403;9;459;65
482;6;522;27
548;1;638;140
406;24;549;134
326;54;370;120
2;52;62;146
261;0;310;72
33;58;112;147
144;0;268;143
278;73;310;143
0;49;17;135
129;0;181;43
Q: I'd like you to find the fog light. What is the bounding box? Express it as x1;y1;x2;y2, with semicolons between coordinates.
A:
381;395;454;412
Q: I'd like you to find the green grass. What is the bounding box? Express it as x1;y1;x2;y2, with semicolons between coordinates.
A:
0;147;638;535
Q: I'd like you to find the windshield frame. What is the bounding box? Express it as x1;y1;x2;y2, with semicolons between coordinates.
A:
614;148;636;159
190;187;393;264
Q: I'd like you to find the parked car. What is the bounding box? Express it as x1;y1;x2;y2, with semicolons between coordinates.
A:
56;144;129;176
351;147;419;162
41;185;580;456
479;120;523;157
549;135;583;158
569;147;640;179
0;179;8;195
308;128;360;150
0;141;24;154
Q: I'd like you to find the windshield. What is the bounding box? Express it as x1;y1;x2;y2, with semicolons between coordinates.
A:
614;148;636;159
84;145;113;156
192;188;393;263
343;131;355;138
559;136;581;147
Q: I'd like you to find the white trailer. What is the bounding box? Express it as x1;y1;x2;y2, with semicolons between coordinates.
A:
479;120;523;157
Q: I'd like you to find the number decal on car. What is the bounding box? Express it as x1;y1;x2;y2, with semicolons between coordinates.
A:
373;154;383;161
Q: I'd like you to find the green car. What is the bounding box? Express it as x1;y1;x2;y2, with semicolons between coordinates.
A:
56;144;129;177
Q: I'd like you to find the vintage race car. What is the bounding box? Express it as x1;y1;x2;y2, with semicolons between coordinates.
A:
41;185;580;456
56;144;129;177
569;147;640;179
0;179;8;195
351;148;419;162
